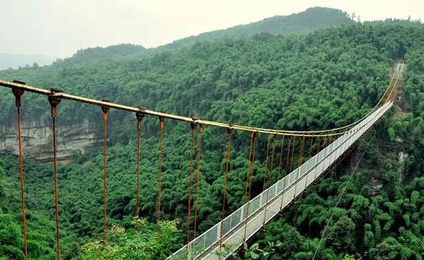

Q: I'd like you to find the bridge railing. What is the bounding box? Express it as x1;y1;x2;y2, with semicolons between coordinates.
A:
168;101;393;260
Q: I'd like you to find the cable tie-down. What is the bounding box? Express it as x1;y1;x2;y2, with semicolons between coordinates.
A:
48;96;62;118
136;107;146;121
12;87;24;107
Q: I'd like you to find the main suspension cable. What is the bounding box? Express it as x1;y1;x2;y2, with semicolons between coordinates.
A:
0;69;402;139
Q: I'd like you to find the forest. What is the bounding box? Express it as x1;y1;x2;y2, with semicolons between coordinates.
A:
1;14;424;260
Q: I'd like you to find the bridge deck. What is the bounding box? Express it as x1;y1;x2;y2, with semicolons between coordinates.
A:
168;101;394;260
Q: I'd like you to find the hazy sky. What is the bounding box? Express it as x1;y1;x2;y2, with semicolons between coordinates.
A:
1;0;423;58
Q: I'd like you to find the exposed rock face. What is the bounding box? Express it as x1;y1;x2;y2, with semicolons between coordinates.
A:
398;151;408;181
0;120;101;162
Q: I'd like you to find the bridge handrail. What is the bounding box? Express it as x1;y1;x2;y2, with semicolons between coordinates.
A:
168;101;393;259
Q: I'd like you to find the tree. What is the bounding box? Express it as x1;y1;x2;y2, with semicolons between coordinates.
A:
80;219;182;260
326;216;356;253
0;214;24;260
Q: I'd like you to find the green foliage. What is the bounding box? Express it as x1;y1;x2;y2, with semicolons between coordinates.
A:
0;214;24;260
1;18;424;260
0;159;12;209
387;127;396;141
79;219;181;260
167;7;354;49
326;216;356;252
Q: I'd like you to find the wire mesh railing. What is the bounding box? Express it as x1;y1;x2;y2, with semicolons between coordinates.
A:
168;101;393;260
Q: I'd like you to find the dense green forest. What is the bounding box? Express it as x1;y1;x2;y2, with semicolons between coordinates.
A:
1;14;424;260
166;7;354;49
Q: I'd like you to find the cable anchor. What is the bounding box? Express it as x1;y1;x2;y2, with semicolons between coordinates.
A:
136;107;146;122
12;87;24;108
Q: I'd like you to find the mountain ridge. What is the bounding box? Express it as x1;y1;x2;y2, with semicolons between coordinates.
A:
2;7;354;69
163;7;354;49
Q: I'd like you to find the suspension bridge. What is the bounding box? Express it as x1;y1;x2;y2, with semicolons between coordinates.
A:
0;61;404;260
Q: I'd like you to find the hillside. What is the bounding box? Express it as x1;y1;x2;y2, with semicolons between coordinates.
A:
0;7;355;162
55;44;146;67
165;7;354;49
1;20;424;260
0;7;353;70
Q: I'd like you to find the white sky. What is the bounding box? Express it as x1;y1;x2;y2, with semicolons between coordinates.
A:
0;0;423;58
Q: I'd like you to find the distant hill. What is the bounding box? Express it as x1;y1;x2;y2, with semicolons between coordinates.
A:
53;44;146;67
64;44;145;63
55;7;355;66
1;7;354;69
165;7;355;49
0;53;56;70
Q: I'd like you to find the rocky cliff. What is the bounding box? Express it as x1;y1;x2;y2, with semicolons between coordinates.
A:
0;120;100;162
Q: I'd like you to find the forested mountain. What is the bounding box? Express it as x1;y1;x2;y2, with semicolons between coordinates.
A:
165;7;354;49
57;44;146;67
0;7;352;70
1;17;424;260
